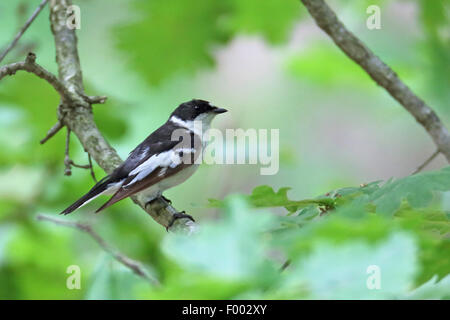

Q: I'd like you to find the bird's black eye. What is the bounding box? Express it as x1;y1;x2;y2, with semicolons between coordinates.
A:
194;105;199;110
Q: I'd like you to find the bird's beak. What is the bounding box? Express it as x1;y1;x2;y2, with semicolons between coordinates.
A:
211;106;227;114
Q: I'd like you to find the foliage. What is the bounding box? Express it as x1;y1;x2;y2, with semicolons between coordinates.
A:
210;166;450;218
418;0;450;108
114;0;302;85
101;167;450;299
208;185;334;213
0;0;449;300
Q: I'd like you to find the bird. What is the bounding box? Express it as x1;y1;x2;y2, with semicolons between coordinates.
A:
60;99;227;220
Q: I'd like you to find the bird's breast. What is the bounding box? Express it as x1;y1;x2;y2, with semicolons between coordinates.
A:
159;164;199;189
135;164;199;203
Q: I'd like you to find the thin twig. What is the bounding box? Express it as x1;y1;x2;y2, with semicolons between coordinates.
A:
300;0;450;163
412;149;440;175
87;153;98;182
40;121;63;144
64;127;72;176
279;259;291;272
36;214;159;286
70;162;90;169
81;94;108;105
0;0;49;64
0;52;72;98
63;128;93;176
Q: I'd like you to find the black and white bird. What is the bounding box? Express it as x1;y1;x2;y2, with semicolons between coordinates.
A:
61;99;227;215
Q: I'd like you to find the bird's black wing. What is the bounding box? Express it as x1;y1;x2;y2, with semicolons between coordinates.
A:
94;163;191;213
60;121;189;214
107;120;184;181
95;138;200;212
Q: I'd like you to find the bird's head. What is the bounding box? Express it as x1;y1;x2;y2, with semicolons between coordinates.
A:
171;99;227;124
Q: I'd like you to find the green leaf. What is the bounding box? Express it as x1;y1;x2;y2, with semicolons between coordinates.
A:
114;0;302;85
321;167;450;217
114;0;230;85
228;0;302;43
369;167;450;216
209;185;335;213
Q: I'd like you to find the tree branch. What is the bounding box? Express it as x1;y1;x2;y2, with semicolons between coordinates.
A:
36;214;159;286
0;52;71;98
412;149;440;175
48;0;198;233
40;121;63;144
0;0;49;64
300;0;450;163
63;127;99;180
87;153;98;182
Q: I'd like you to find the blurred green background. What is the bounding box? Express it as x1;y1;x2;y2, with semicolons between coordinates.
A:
0;0;449;299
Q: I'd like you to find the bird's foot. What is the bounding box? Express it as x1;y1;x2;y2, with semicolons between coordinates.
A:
144;198;158;210
166;211;195;231
159;195;172;205
144;195;171;210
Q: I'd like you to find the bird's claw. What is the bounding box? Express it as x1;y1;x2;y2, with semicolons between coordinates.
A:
144;198;157;210
160;195;172;204
166;211;195;231
144;195;171;210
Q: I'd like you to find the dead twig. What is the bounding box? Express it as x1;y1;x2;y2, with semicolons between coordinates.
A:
63;127;96;178
80;93;108;105
412;149;440;175
0;0;49;64
0;52;71;98
64;127;72;176
40;121;63;144
36;214;159;286
87;153;98;182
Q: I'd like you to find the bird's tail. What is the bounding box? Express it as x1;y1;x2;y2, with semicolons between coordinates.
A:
60;176;111;215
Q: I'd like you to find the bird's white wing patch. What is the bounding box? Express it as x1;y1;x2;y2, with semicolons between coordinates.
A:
124;148;195;187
